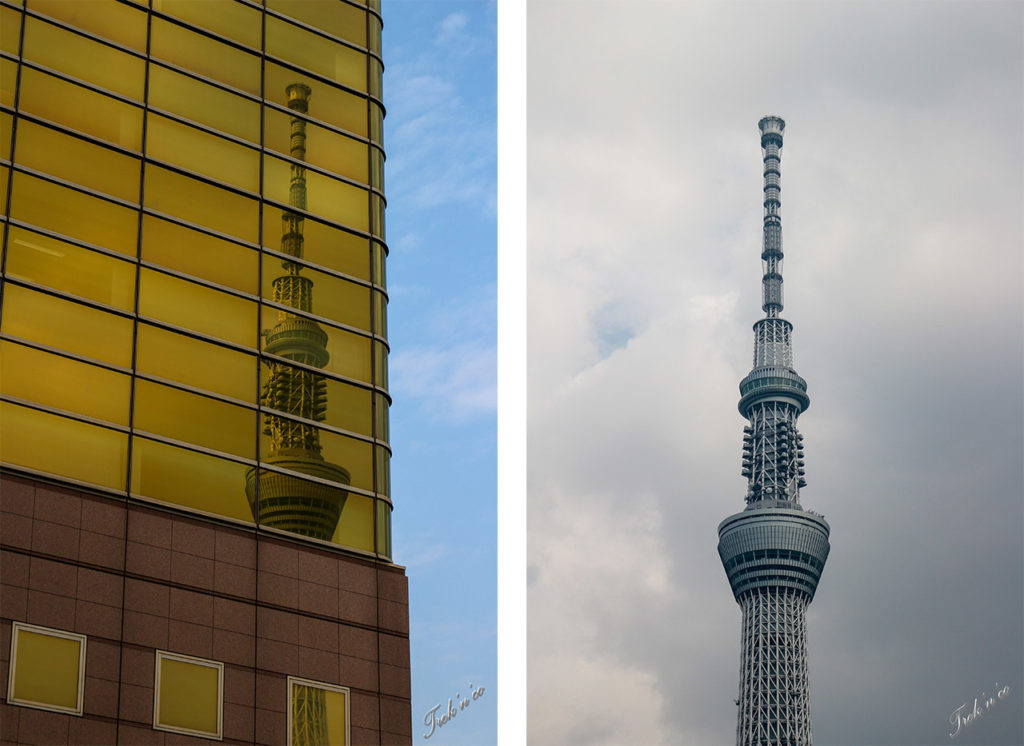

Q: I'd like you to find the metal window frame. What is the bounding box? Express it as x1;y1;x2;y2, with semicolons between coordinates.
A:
6;621;87;716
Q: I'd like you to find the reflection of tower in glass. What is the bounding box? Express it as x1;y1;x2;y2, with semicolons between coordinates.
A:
245;83;350;543
292;683;329;746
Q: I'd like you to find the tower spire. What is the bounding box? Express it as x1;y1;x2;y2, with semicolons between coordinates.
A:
759;115;785;318
718;117;831;746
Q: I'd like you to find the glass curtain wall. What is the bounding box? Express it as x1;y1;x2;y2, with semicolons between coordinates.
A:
0;0;391;558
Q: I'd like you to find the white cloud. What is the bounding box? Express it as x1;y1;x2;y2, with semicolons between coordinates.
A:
435;11;468;46
391;341;496;420
385;10;495;214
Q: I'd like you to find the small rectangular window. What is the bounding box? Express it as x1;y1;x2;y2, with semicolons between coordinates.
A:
287;676;350;746
154;651;224;740
7;622;87;716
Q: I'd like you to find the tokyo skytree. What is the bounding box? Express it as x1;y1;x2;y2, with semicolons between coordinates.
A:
717;116;831;746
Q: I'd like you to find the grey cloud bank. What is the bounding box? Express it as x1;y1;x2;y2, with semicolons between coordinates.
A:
528;1;1022;744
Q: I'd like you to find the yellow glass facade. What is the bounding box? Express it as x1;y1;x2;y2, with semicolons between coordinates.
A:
7;623;86;715
0;0;391;557
154;651;223;739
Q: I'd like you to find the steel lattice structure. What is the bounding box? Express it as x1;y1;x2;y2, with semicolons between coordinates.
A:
718;116;831;746
292;684;330;746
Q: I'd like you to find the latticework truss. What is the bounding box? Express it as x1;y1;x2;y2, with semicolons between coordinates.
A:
292;685;329;746
741;401;806;504
736;586;811;746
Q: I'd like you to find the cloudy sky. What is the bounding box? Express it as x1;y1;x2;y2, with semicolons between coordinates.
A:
383;2;497;743
527;2;1023;745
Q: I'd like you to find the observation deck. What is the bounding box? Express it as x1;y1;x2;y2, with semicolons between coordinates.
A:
737;365;809;416
718;503;830;600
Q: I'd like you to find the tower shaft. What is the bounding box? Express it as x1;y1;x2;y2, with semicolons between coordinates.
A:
719;116;830;746
737;587;810;745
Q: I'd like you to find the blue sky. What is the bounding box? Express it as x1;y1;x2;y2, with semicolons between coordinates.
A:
382;2;497;743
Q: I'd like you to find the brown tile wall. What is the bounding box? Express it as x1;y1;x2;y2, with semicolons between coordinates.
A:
0;473;412;745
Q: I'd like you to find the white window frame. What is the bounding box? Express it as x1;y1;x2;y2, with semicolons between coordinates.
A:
153;650;224;741
6;621;87;716
287;675;351;746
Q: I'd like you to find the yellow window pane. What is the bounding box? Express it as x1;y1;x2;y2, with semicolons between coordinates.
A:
5;226;136;310
9;172;139;255
134;378;256;459
290;681;349;746
14;122;141;202
375;499;391;558
2;57;17;106
152;0;261;49
373;392;388;442
370;193;384;240
0;341;131;426
266;62;367;137
265;107;368;183
260;417;371;491
264;155;368;231
137;323;257;403
371;242;384;287
15;120;140;202
371;289;387;336
262;255;370;329
18;67;143;151
146;114;259;193
368;13;380;56
132;436;252;523
142;216;257;294
333;490;372;552
10;626;84;713
1;283;133;367
263;206;370;280
151;17;259;95
145;165;258;243
139;268;258;348
368;57;381;100
1;111;11;160
22;16;145;100
268;0;366;47
259;359;371;436
266;16;366;92
262;310;371;383
0;167;8;217
1;6;22;55
374;444;389;496
370;146;383;191
0;401;128;490
149;64;260;144
156;654;222;738
369;101;382;146
373;340;387;389
30;0;147;51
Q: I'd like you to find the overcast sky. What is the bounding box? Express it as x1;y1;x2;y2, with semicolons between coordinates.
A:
527;2;1023;744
